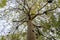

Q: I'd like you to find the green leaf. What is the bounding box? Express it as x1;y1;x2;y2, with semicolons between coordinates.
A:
0;0;7;8
58;0;60;7
58;0;60;3
1;36;6;40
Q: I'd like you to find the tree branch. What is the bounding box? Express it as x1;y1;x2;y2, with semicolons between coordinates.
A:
37;2;48;14
31;2;48;20
32;6;57;20
16;0;28;12
12;21;25;34
13;17;27;22
43;6;57;14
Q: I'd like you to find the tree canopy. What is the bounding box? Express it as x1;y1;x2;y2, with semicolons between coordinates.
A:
0;0;60;40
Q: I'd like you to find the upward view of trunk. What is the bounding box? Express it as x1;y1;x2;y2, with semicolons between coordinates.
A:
27;20;36;40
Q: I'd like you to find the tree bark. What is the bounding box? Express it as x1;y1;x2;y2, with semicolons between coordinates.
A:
27;20;36;40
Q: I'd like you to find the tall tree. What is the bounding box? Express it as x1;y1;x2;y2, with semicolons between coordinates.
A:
0;0;60;40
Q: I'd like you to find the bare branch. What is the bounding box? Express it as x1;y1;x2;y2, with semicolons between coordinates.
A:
16;0;28;12
43;6;57;14
12;21;25;34
31;13;43;20
37;2;48;14
13;17;27;22
13;20;28;22
13;8;27;13
13;8;23;10
31;2;48;20
32;6;57;20
29;1;37;10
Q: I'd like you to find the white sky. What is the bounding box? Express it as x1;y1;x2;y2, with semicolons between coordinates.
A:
0;0;16;36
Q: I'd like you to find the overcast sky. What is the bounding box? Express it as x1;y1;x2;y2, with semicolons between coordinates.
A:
0;0;16;36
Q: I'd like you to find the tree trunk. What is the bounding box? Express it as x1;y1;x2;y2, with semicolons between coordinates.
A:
27;20;36;40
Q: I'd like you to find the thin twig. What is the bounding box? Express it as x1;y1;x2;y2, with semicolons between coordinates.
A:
16;0;28;12
31;13;42;20
43;6;57;14
13;17;26;22
37;2;48;14
13;21;25;34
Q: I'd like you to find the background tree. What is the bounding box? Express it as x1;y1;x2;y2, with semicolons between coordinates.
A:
0;0;60;40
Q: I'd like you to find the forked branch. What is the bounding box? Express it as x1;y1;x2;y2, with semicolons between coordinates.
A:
32;5;57;20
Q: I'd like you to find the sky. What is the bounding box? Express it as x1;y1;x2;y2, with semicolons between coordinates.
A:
0;0;26;36
0;0;16;36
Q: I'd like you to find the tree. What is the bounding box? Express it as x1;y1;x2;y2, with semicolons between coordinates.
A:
0;0;60;40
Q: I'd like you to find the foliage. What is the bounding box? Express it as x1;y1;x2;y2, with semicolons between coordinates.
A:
0;0;7;8
0;36;6;40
